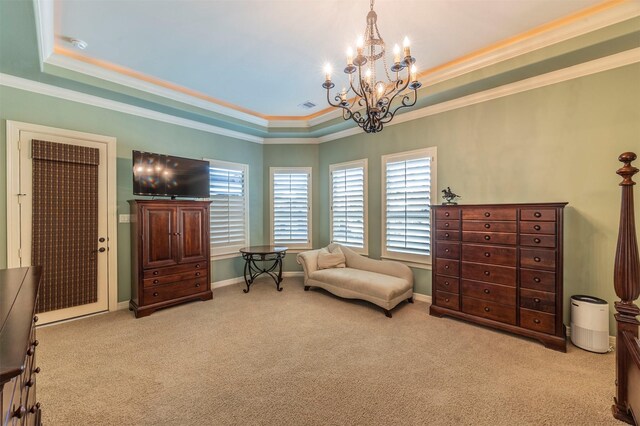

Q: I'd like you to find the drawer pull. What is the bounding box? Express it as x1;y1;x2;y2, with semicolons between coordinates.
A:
444;281;450;286
534;225;541;231
445;223;450;228
153;292;159;297
484;307;491;312
484;235;491;241
195;264;201;268
445;233;450;238
25;378;34;387
445;248;450;253
484;223;490;229
533;318;541;324
153;271;159;275
445;298;450;303
534;298;541;303
534;256;541;262
27;347;34;356
534;277;541;283
34;367;41;374
13;406;26;419
195;272;201;276
29;403;41;414
534;238;541;244
484;252;491;257
444;265;450;270
484;212;491;217
534;212;542;218
484;271;490;276
445;212;450;217
32;339;39;347
195;282;201;288
33;315;39;323
483;289;490;294
153;279;159;284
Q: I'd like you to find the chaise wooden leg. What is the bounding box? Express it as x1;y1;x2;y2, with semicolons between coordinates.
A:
304;286;310;291
383;309;392;318
407;297;414;303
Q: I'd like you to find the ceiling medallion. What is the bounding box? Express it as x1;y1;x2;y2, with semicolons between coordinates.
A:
322;0;421;134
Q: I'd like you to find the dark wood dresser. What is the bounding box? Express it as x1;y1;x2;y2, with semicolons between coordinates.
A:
429;203;568;351
1;267;42;425
129;200;213;318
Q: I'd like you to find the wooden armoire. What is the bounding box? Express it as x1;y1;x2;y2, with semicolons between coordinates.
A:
129;200;212;318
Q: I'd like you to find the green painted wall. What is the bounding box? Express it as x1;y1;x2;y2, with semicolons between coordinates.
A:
0;85;265;302
317;63;640;330
263;144;320;271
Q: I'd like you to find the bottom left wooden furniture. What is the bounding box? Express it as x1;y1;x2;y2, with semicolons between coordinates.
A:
1;267;42;426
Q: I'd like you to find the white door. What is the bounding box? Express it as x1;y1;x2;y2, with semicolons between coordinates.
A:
8;124;114;324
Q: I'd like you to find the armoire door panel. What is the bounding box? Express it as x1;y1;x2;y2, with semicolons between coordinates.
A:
142;206;177;269
177;207;209;264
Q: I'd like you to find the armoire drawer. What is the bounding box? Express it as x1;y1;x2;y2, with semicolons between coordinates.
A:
520;209;556;221
461;280;516;306
143;279;206;305
462;221;517;233
462;297;516;325
435;259;459;277
520;234;556;248
435;208;460;220
520;248;556;271
520;268;556;292
436;242;460;260
143;261;205;278
520;308;556;334
435;230;460;241
436;220;460;230
435;275;460;294
435;291;460;310
519;221;556;235
520;288;556;313
462;207;516;221
143;269;205;288
462;244;516;266
462;231;516;245
461;262;516;286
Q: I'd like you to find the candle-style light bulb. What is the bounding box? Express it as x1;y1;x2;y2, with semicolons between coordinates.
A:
340;87;347;102
377;84;384;99
403;36;411;58
410;64;417;82
356;35;364;56
346;47;354;66
365;68;372;86
393;44;401;63
324;63;332;81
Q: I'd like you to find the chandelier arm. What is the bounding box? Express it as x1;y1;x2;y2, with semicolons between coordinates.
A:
381;90;418;123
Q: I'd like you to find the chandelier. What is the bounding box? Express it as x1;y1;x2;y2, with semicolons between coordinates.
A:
322;0;421;133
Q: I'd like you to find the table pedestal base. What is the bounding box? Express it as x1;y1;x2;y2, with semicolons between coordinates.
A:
241;252;285;293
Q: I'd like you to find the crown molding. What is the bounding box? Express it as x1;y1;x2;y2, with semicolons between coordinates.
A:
263;138;320;145
0;73;265;144
32;0;640;131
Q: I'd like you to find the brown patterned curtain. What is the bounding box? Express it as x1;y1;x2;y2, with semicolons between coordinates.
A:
32;140;100;313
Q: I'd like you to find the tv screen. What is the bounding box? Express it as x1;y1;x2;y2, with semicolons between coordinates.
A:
132;151;209;198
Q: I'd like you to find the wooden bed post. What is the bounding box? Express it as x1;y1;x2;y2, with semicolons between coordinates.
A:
612;152;640;425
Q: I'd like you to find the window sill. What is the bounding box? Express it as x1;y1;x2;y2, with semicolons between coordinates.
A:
380;257;432;270
211;252;242;261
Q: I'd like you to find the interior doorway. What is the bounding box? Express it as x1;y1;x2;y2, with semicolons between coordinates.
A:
6;121;118;324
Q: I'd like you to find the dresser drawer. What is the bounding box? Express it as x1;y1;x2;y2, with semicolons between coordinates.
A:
463;221;517;233
520;234;556;248
142;279;207;305
520;268;556;292
435;259;459;277
435;208;460;220
462;244;516;266
435;291;460;310
143;270;206;288
461;262;516;286
435;275;459;294
143;261;206;279
462;297;516;325
520;248;556;271
520;208;556;221
461;280;516;306
520;289;556;313
520;308;556;334
436;230;460;241
519;221;556;235
436;242;460;260
436;220;459;230
462;231;516;245
462;207;516;221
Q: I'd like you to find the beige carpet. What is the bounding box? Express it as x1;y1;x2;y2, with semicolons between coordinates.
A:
37;277;621;425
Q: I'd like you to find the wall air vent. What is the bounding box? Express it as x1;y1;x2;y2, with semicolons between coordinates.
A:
298;101;317;110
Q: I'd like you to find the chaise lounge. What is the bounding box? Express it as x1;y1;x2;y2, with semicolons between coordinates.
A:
296;244;414;317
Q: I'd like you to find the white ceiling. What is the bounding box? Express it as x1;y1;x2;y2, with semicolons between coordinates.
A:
55;0;603;117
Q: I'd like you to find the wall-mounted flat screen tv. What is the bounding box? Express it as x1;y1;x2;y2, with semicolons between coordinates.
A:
132;150;209;198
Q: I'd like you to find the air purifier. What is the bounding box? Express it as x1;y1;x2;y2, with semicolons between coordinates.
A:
570;295;609;353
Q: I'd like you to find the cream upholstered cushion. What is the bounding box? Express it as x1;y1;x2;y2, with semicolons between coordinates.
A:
317;251;346;269
309;268;410;301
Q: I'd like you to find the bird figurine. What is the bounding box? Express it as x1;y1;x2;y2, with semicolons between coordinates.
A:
442;187;461;205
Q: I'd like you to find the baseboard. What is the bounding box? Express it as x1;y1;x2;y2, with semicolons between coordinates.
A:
117;301;129;311
211;271;304;290
413;292;432;304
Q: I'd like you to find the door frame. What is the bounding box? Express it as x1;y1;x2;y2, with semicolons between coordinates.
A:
6;120;119;313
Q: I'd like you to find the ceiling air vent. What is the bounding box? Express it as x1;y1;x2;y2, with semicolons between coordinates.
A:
298;101;317;110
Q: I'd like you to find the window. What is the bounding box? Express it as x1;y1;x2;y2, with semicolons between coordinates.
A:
330;159;368;254
270;167;312;250
381;147;437;265
207;159;249;257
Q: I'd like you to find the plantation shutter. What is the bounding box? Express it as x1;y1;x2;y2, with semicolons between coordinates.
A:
273;171;310;245
209;165;247;254
385;156;432;256
331;166;364;247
